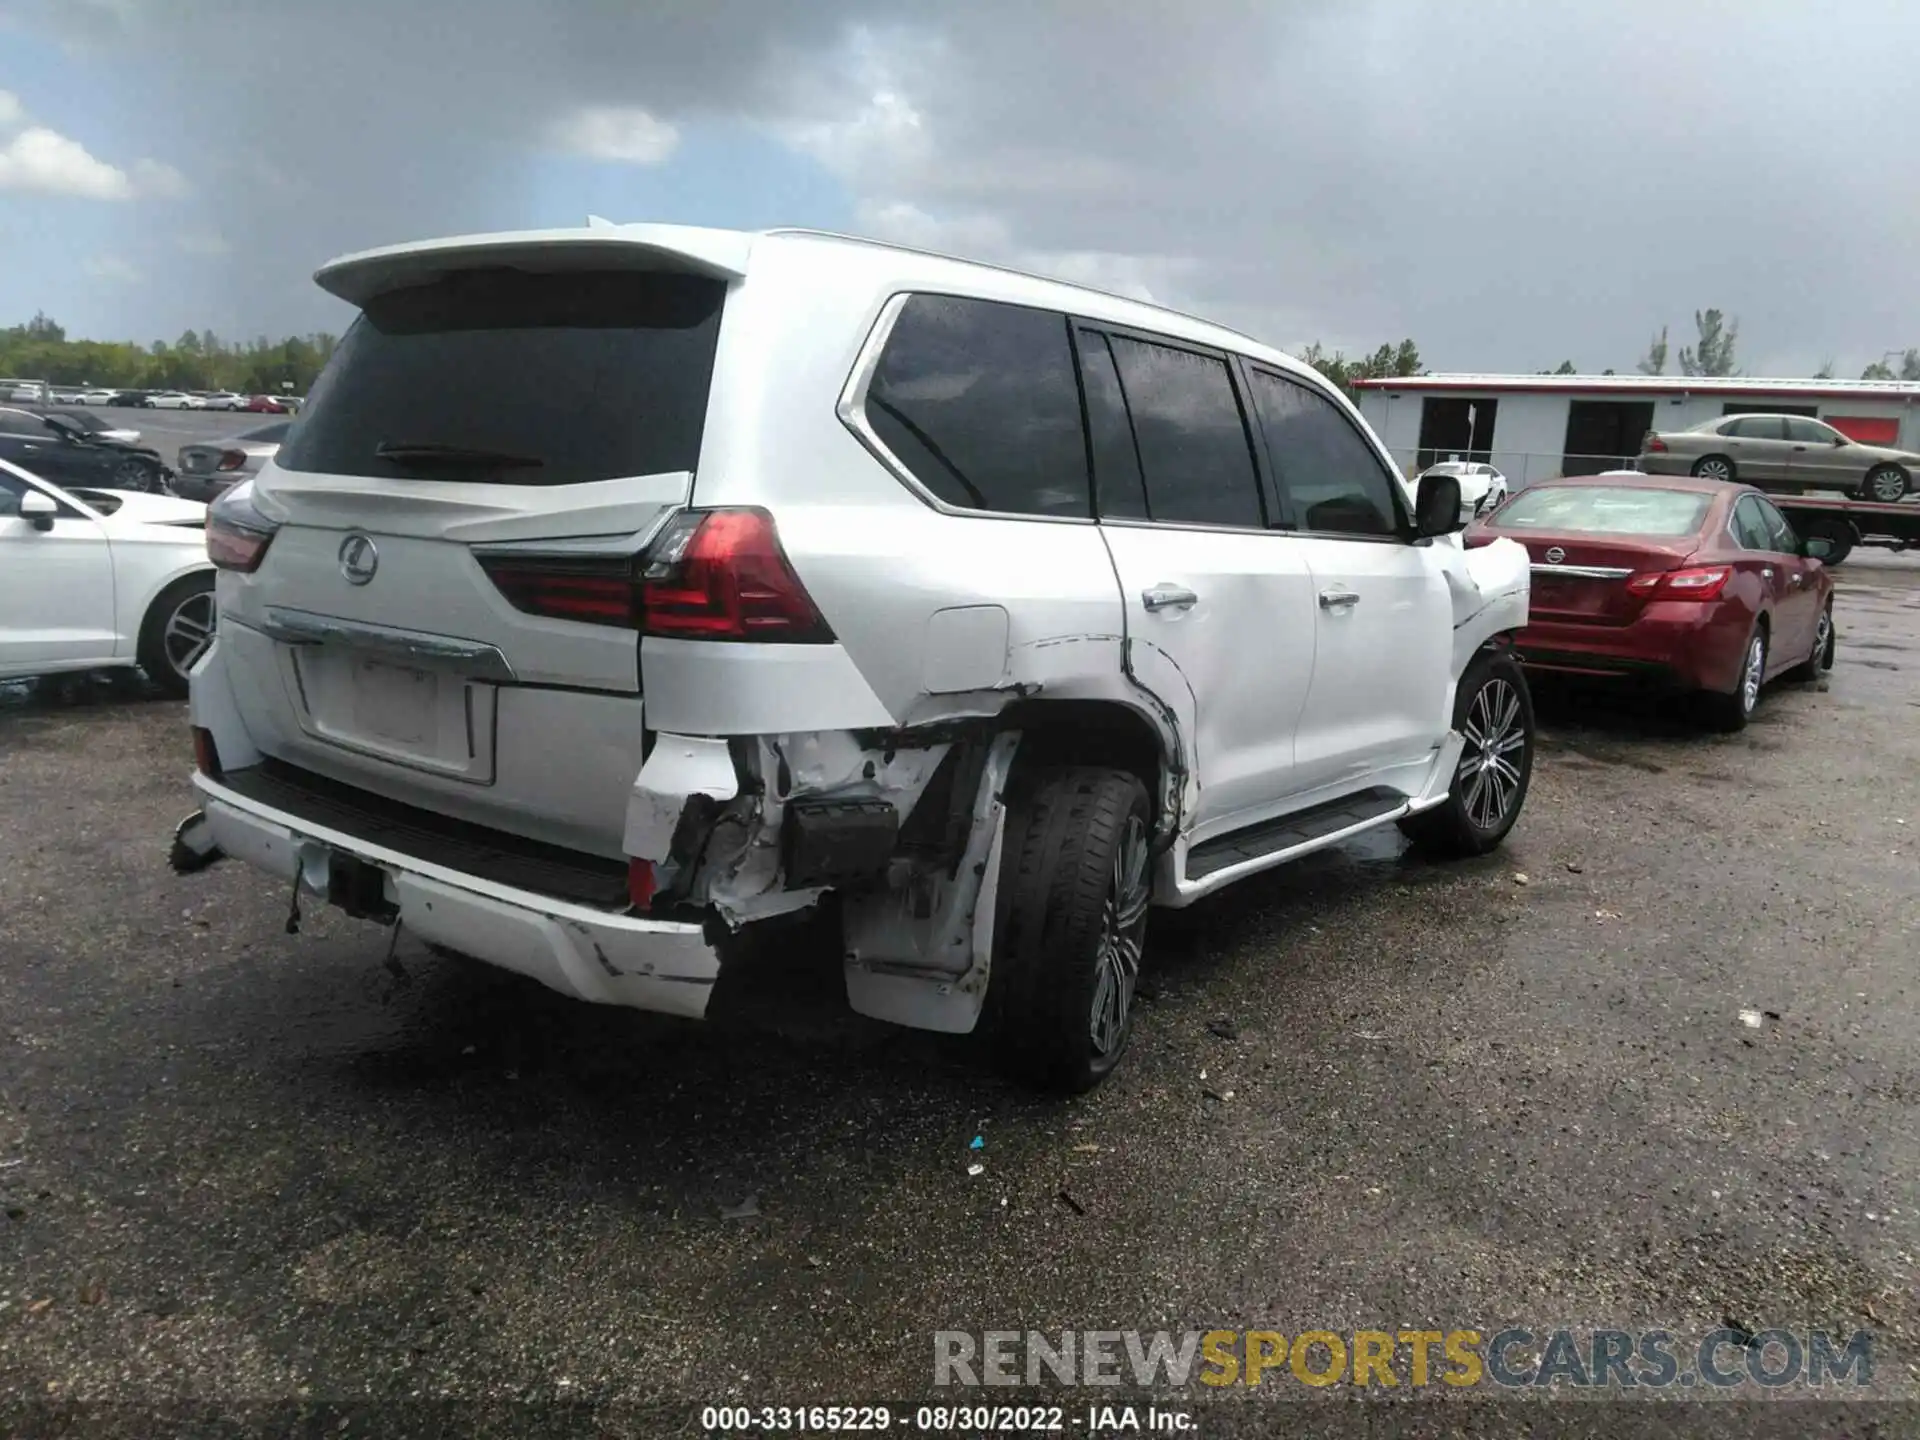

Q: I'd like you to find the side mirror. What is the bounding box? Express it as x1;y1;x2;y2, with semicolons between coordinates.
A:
1414;472;1465;538
19;489;57;531
1833;436;1848;446
1803;536;1836;561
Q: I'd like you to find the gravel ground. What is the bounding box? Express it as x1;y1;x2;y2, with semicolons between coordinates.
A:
2;557;1917;1438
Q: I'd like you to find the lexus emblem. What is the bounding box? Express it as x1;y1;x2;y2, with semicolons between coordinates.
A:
338;533;379;585
1544;546;1566;565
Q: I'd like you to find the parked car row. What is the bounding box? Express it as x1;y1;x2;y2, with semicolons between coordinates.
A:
35;387;298;412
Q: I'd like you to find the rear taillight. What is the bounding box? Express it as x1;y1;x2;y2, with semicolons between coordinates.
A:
627;858;657;910
1626;565;1730;601
1644;434;1668;453
205;484;277;573
477;555;637;625
216;449;247;472
191;725;222;778
206;515;273;572
639;508;833;643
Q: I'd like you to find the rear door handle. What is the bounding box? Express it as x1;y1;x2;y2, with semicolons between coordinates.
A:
1318;589;1361;610
1141;584;1198;613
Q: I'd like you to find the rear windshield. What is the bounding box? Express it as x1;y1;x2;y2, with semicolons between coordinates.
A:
1494;485;1710;537
276;267;724;485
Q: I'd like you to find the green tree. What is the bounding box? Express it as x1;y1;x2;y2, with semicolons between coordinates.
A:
1636;327;1669;376
1814;359;1835;380
1679;309;1739;377
0;314;338;394
1861;360;1895;380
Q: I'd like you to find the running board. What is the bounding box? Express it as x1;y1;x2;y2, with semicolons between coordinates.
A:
1184;786;1407;882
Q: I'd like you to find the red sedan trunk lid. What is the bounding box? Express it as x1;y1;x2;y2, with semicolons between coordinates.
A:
1495;531;1699;627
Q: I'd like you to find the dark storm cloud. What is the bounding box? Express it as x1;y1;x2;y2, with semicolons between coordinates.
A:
10;0;1918;370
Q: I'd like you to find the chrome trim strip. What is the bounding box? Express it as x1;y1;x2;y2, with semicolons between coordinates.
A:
1529;564;1633;580
258;607;517;682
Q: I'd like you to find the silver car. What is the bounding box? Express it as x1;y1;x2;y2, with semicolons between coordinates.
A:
172;420;291;502
1640;413;1916;502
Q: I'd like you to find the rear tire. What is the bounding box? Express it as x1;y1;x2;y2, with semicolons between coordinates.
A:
1691;455;1736;483
1784;602;1834;681
1859;465;1910;503
1399;647;1535;857
1699;624;1766;732
985;766;1152;1094
137;573;216;699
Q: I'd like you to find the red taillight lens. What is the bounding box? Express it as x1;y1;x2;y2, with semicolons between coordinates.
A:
206;515;273;573
1627;565;1730;601
639;508;833;643
215;449;247;472
478;556;637;625
1645;436;1668;453
191;725;222;777
627;858;657;910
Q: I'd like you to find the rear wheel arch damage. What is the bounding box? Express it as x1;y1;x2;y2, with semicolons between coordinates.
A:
630;699;1181;1040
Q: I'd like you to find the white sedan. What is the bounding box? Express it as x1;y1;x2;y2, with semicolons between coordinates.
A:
0;458;215;696
1417;461;1511;521
146;392;206;410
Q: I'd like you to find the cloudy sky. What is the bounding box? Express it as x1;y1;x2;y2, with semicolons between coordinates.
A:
1;0;1915;376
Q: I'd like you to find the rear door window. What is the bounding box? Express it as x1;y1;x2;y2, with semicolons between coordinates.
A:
1103;334;1264;527
1724;416;1785;440
1074;329;1148;520
864;294;1090;517
1753;496;1799;552
276;268;725;486
1730;495;1774;549
1246;367;1402;537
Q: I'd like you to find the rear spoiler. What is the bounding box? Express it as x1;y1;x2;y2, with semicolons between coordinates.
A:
314;222;754;308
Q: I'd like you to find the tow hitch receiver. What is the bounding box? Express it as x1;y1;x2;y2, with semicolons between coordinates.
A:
169;810;224;874
327;851;399;923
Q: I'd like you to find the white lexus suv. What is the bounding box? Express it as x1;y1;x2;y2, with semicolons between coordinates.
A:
173;222;1532;1091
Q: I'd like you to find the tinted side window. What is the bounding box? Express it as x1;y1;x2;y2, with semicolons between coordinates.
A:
1074;329;1148;520
1103;335;1262;527
1754;496;1798;551
1730;496;1772;549
1246;368;1401;537
1725;416;1784;440
1784;417;1834;444
0;408;46;436
865;295;1089;517
278;268;724;486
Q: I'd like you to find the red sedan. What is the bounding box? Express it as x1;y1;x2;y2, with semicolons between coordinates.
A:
1466;473;1836;730
243;394;290;413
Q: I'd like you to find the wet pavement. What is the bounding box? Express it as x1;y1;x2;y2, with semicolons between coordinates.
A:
2;558;1917;1437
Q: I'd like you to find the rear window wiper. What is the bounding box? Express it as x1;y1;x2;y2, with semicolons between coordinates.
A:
374;441;546;471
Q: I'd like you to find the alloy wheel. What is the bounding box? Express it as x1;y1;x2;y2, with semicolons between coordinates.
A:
1696;459;1732;483
162;590;215;680
1741;634;1765;714
1089;812;1151;1058
1456;676;1527;831
1812;608;1832;671
112;459;154;492
1866;469;1906;503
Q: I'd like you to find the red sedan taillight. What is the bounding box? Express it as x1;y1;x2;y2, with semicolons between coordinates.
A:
1626;565;1731;601
215;449;248;472
1643;433;1668;454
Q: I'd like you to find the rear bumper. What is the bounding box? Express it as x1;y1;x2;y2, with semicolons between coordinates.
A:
1513;602;1747;693
189;773;721;1019
171;474;236;504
